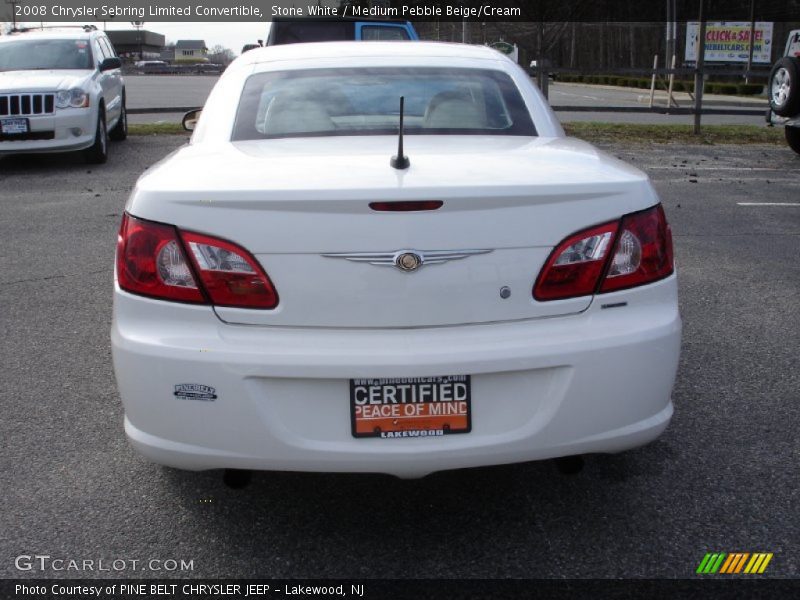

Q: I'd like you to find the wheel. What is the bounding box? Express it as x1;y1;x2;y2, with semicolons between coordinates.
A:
109;99;127;141
769;57;800;117
84;109;108;164
786;126;800;155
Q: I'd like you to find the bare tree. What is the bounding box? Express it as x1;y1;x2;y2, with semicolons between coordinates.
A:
207;44;236;65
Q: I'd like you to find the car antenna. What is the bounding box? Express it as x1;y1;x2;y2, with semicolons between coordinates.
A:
390;96;410;170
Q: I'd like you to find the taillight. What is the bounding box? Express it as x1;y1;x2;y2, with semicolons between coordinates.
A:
600;204;673;293
533;205;673;301
116;213;278;309
180;230;278;309
117;213;204;303
533;221;618;301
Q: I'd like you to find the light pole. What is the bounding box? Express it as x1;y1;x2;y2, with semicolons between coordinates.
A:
131;21;144;60
5;0;20;30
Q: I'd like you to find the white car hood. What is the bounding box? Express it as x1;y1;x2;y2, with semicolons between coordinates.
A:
0;70;91;92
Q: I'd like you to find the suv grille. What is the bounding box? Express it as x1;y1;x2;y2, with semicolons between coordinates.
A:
0;93;56;117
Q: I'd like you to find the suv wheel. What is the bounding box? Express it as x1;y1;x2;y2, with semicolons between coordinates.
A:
786;126;800;155
109;100;127;141
84;110;108;164
769;57;800;117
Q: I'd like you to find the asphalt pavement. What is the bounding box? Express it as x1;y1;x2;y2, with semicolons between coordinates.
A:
0;136;798;580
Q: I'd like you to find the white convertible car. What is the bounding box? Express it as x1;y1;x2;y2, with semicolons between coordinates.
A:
112;42;680;482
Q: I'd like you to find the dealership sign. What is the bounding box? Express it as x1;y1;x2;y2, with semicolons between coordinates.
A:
685;22;773;63
490;41;518;63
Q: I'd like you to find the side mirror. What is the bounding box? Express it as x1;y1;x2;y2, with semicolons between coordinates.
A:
99;57;122;72
182;109;201;132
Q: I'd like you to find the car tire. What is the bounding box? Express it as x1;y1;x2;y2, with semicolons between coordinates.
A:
109;100;127;141
769;57;800;117
84;109;108;164
785;126;800;155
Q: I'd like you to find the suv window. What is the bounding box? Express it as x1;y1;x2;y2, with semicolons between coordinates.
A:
360;26;410;41
0;38;93;71
99;37;117;59
92;38;108;63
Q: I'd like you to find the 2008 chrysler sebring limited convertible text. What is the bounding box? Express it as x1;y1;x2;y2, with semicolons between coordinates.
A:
112;42;681;479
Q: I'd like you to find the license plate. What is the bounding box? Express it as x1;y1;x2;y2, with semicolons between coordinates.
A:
1;118;29;135
350;375;471;439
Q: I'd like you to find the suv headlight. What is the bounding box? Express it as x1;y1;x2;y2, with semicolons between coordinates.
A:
56;88;89;109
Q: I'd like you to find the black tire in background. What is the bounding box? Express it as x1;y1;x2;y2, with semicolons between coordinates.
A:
769;57;800;117
785;126;800;155
84;109;108;164
109;98;127;141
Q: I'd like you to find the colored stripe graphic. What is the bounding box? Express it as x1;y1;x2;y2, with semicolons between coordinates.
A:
733;553;750;573
710;553;726;573
699;552;773;574
719;553;750;574
758;553;773;573
697;553;727;574
744;553;774;574
746;554;763;574
696;553;713;574
719;554;737;574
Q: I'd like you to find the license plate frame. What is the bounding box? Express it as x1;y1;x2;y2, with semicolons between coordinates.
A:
1;118;29;135
350;375;472;439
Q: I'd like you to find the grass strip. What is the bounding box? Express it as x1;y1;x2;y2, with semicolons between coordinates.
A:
563;122;784;145
128;123;187;135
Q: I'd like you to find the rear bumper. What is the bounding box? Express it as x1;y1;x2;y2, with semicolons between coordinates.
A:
112;275;681;478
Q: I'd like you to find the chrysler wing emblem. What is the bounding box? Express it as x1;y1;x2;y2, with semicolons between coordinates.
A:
322;249;492;272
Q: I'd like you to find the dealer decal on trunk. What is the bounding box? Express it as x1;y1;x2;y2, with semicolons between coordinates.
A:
173;384;217;401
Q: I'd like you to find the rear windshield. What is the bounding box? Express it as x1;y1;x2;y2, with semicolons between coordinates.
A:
0;39;93;71
231;67;536;141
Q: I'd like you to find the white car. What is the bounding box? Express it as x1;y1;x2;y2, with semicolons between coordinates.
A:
112;42;680;482
0;26;126;163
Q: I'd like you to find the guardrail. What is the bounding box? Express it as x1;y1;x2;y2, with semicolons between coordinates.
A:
531;61;771;130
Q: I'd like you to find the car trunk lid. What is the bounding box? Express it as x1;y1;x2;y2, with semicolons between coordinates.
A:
130;136;654;328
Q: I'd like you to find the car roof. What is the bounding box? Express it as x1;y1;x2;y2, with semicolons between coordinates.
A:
0;28;101;43
239;41;507;66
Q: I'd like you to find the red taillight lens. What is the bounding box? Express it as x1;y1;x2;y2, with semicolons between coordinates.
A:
600;204;673;293
117;213;205;303
533;221;618;301
533;205;674;301
116;213;278;309
180;231;278;309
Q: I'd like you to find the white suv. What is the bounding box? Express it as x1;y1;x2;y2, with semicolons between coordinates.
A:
768;29;800;155
0;26;126;163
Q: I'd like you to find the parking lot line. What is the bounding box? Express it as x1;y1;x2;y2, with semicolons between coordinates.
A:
737;202;800;206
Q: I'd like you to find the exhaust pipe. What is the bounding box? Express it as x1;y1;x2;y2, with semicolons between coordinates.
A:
223;469;253;489
554;455;584;475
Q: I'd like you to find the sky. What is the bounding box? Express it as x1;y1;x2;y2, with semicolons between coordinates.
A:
24;22;273;55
